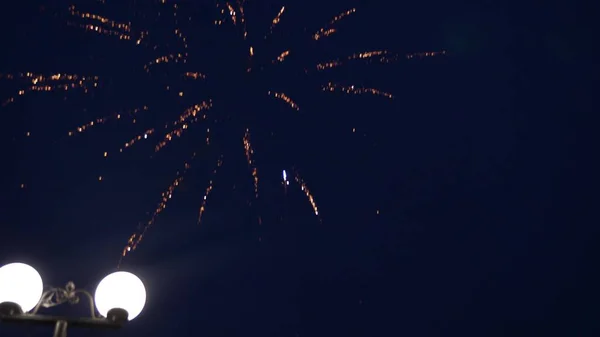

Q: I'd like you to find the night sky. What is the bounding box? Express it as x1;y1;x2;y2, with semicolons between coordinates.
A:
0;0;595;336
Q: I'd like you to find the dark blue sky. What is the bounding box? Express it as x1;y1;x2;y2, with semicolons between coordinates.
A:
1;0;595;336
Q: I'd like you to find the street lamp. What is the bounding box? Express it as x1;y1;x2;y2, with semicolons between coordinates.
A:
0;262;146;337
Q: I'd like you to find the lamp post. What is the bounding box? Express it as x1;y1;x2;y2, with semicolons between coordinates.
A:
0;262;146;337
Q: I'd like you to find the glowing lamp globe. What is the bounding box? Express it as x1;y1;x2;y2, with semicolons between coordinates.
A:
94;271;146;320
0;263;43;312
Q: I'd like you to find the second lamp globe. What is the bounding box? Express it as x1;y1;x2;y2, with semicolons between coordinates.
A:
94;271;146;321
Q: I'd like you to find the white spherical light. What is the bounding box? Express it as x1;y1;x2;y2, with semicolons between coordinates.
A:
0;263;43;312
94;271;146;320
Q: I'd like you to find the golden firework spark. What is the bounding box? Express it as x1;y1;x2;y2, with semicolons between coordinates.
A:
170;4;189;51
406;50;447;59
267;91;300;111
294;172;321;222
313;8;356;40
322;82;394;99
315;50;446;71
273;50;290;63
316;50;389;70
68;5;131;31
243;129;259;199
68;22;131;40
66;106;149;137
1;72;99;106
119;152;197;265
226;2;237;25
237;0;248;39
183;72;207;80
115;128;155;154
154;102;212;152
174;29;189;50
267;6;285;37
144;53;188;72
67;4;152;45
198;156;224;225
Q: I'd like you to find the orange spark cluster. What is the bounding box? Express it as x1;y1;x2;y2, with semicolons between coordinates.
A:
172;4;186;49
154;120;193;152
1;72;99;106
243;129;259;198
313;8;356;40
69;117;108;136
369;50;447;64
352;50;388;59
237;0;248;38
175;102;211;124
198;156;224;224
273;50;290;63
117;128;155;153
68;5;131;31
294;172;321;222
327;8;357;25
135;30;149;46
183;72;207;80
214;13;224;26
120;153;197;261
215;1;248;37
322;82;394;99
268;91;300;111
4;72;96;83
268;6;285;36
316;50;389;70
406;50;447;59
313;28;336;40
67;5;147;43
226;2;237;25
144;53;187;72
71;23;131;40
174;29;189;50
67;8;152;46
315;50;446;70
67;106;149;137
155;102;212;152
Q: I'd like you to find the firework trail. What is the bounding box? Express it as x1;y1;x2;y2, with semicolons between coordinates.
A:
112;128;155;155
294;171;322;223
68;5;131;32
242;129;263;225
172;4;189;52
144;53;188;73
119;152;197;266
267;6;285;38
272;50;290;64
237;0;248;39
183;72;207;80
314;50;447;71
1;73;99;106
267;91;300;111
67;106;149;137
67;5;148;45
313;8;356;40
322;82;394;99
198;156;224;225
154;101;212;153
243;129;259;199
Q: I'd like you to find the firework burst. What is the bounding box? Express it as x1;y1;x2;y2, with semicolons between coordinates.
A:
3;0;445;265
